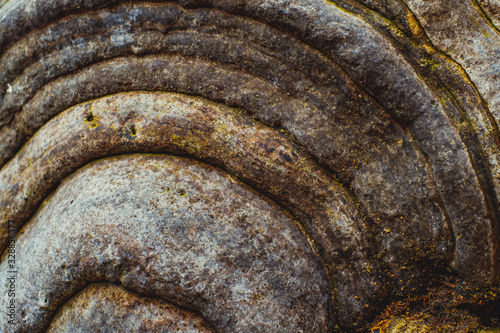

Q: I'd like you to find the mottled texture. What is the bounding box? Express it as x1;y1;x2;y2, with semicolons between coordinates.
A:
47;283;215;333
405;0;500;123
479;0;500;29
0;154;333;332
0;1;495;290
0;91;381;326
0;0;499;331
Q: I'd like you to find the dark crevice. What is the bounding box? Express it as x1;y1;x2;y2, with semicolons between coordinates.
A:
0;0;459;305
0;15;202;89
1;23;339;129
3;0;497;327
0;5;472;300
0;0;257;59
2;87;374;245
327;0;500;274
0;0;9;11
438;85;500;279
0;0;123;55
0;0;421;144
1;121;379;323
397;3;500;251
399;123;457;263
2;0;498;179
0;19;343;146
471;0;500;37
330;0;500;152
0;45;376;185
85;113;94;123
2;80;383;270
0;38;431;254
0;6;454;251
398;0;500;146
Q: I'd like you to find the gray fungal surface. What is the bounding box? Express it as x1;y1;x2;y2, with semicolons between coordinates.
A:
47;283;215;333
0;0;499;331
1;154;333;332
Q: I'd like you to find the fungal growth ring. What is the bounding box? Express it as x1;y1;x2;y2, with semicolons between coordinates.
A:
0;0;499;331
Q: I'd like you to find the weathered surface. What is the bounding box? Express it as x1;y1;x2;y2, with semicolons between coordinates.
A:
0;1;494;288
47;283;215;333
0;91;381;327
0;0;499;331
405;0;500;123
0;154;333;332
479;0;500;29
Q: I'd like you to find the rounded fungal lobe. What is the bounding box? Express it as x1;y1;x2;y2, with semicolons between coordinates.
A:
1;0;499;331
1;154;334;332
47;283;215;333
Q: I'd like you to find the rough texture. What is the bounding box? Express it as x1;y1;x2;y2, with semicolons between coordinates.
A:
0;154;333;332
47;283;215;333
0;1;494;289
0;0;499;331
0;91;381;327
405;0;500;122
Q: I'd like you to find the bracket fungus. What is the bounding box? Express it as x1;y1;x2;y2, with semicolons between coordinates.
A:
1;0;500;331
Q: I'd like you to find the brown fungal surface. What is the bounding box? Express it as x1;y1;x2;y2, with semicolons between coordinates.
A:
47;283;215;333
0;91;382;327
1;154;333;332
0;0;499;331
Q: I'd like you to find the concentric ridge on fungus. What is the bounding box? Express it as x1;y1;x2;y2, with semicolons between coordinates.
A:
1;154;334;332
0;0;499;331
47;283;216;332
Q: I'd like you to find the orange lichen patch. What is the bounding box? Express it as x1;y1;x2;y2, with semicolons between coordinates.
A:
369;318;393;332
406;10;428;41
367;279;500;332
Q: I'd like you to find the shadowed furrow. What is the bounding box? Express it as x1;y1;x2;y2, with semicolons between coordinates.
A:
0;91;381;327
